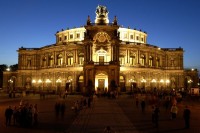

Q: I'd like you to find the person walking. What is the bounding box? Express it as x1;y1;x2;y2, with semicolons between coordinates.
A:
151;105;155;124
135;96;139;108
154;105;160;128
141;99;146;113
170;104;178;120
55;102;60;119
104;126;115;133
33;104;38;126
13;106;18;126
183;105;191;129
60;102;66;120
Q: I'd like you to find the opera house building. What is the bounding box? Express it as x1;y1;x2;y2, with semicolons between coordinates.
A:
3;6;199;95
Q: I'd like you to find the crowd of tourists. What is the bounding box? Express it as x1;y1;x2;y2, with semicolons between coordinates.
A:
134;92;191;129
5;100;38;127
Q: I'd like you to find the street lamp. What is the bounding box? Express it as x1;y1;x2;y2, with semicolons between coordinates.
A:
160;79;164;90
166;79;170;90
45;79;51;91
129;79;135;92
32;79;36;92
141;78;146;91
6;67;10;71
188;79;193;91
151;79;157;92
38;79;43;91
56;78;62;93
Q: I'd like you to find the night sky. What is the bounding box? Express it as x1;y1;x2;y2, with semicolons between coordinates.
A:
0;0;200;71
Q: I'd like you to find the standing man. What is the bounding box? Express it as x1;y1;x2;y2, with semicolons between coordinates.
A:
5;106;13;126
154;105;160;128
183;105;191;129
141;99;146;113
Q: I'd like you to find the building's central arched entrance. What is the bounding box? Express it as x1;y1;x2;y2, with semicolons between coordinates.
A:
95;73;108;93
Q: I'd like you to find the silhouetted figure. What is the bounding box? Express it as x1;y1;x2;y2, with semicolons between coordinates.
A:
141;99;146;112
88;97;91;108
170;104;178;120
151;105;155;123
5;106;13;126
154;105;160;128
135;97;139;108
104;126;115;133
60;102;66;120
33;104;38;126
183;105;191;129
13;106;18;126
55;102;60;119
164;98;170;111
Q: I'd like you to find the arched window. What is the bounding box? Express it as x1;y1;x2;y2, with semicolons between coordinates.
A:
140;54;145;66
27;58;32;67
67;53;73;66
119;55;125;65
57;54;63;66
171;58;175;67
42;56;47;67
130;54;136;66
156;57;160;67
149;56;153;67
48;55;54;67
78;53;84;65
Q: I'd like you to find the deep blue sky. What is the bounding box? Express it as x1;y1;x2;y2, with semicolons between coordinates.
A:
0;0;200;70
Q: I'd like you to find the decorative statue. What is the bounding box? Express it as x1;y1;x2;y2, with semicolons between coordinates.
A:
95;5;109;24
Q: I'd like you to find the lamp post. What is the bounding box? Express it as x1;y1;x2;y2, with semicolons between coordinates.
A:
46;79;51;92
188;79;193;93
141;78;146;92
32;79;36;93
129;79;134;92
151;79;157;92
166;79;170;90
6;67;10;71
38;79;43;92
56;79;62;94
160;79;164;91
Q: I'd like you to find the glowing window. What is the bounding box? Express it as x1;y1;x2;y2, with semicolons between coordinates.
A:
70;34;73;39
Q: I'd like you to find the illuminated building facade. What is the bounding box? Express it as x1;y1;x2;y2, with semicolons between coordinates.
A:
3;5;199;94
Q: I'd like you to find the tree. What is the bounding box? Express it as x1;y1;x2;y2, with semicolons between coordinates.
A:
0;64;9;88
10;64;18;71
0;64;8;71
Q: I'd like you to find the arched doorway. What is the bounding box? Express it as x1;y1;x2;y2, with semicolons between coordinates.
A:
95;72;108;93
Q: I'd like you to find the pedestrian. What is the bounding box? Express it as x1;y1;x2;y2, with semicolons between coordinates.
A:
104;126;115;133
55;102;60;119
88;97;91;108
154;105;160;128
74;100;80;113
164;98;170;111
183;105;191;129
13;106;18;126
151;105;155;123
33;104;38;126
135;96;139;108
5;105;13;126
141;99;146;112
170;104;178;120
60;102;66;120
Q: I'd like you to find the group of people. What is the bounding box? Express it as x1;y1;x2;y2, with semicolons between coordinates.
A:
71;95;93;113
55;101;66;120
135;93;191;129
5;100;38;127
